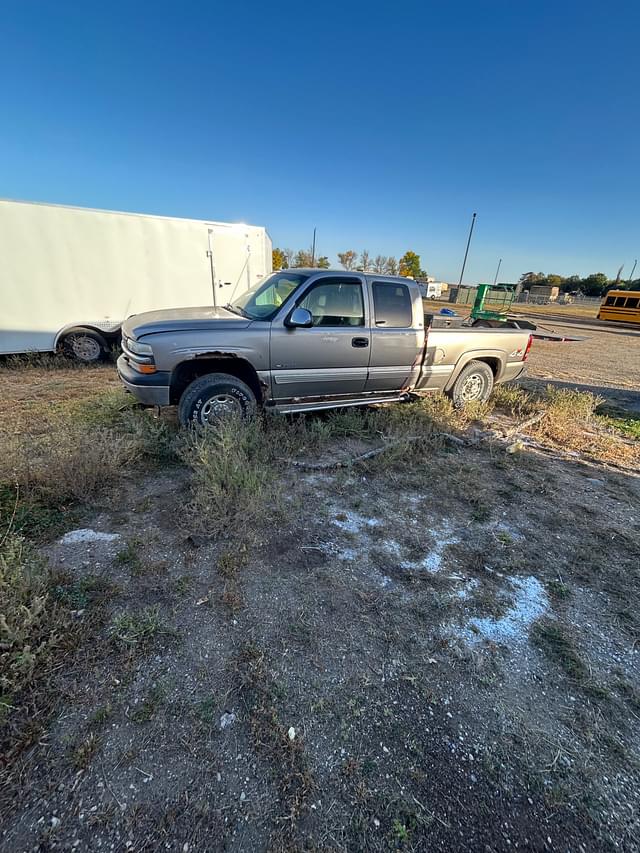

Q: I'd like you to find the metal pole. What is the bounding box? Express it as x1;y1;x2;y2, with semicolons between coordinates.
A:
629;258;637;287
458;212;476;287
311;227;316;266
207;229;217;307
493;257;502;286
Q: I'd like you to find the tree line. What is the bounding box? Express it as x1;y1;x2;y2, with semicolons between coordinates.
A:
519;271;639;298
272;248;428;279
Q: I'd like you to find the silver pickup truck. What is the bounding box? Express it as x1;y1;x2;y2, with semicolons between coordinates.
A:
117;269;532;426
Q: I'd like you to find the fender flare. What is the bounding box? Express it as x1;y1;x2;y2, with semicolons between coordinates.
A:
444;349;505;391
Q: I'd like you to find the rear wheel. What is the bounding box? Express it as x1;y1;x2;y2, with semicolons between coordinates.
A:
178;373;257;427
448;360;494;407
61;329;107;363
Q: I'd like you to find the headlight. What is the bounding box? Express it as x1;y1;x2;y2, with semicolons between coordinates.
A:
127;338;153;356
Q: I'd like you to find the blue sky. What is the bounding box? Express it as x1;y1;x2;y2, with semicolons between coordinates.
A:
1;0;638;283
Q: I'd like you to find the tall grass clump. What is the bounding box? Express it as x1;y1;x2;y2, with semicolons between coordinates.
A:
176;416;282;538
0;533;66;723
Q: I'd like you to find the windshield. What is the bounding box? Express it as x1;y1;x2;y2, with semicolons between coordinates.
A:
231;272;309;320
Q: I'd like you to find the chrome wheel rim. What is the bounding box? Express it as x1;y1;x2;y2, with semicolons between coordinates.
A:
71;335;101;361
201;393;243;423
461;373;485;402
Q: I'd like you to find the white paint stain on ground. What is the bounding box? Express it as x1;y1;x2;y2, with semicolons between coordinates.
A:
454;578;480;600
334;546;361;561
459;576;549;647
323;536;402;564
59;529;121;545
400;521;460;573
331;511;381;535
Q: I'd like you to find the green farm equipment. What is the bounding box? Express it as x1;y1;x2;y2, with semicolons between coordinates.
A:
469;283;536;328
461;283;584;341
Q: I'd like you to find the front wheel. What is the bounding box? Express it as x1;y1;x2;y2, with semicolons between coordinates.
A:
448;360;494;407
178;373;257;427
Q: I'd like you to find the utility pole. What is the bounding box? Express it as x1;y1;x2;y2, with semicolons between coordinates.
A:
458;212;476;287
628;258;637;287
493;257;502;287
311;227;316;266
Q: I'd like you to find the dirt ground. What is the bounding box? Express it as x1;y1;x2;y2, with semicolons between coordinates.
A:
525;317;640;414
1;357;640;852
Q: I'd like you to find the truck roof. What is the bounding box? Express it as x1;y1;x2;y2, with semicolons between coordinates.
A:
286;268;412;284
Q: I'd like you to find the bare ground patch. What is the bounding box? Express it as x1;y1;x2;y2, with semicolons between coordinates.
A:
1;368;639;852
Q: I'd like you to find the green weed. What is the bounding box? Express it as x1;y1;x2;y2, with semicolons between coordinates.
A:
110;607;166;648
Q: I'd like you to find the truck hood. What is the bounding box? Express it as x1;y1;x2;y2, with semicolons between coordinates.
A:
123;306;252;339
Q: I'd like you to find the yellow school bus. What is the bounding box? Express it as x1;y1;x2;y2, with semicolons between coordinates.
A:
597;290;640;324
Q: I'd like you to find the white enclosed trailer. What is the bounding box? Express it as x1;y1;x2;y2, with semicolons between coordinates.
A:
0;199;272;360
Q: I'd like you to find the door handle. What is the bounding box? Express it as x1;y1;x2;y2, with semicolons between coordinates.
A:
352;337;369;348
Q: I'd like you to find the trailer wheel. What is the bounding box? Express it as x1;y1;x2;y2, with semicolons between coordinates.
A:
472;319;493;328
448;360;494;407
178;373;257;427
61;329;107;363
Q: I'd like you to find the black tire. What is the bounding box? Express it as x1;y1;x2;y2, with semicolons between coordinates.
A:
472;319;493;328
61;329;108;363
448;360;494;407
178;373;257;427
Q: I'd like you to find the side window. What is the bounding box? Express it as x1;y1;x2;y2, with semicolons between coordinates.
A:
625;297;639;309
299;281;364;327
614;296;627;306
604;296;615;305
372;282;412;327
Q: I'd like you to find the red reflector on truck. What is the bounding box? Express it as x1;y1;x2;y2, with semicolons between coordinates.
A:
523;334;533;361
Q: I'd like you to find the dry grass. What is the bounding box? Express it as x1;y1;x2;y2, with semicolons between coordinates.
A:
491;384;640;468
0;387;177;539
0;533;67;722
176;417;283;539
0;362;120;439
1;426;139;506
175;396;481;537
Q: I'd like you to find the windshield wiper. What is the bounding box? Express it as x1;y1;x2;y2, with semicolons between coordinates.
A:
224;303;250;319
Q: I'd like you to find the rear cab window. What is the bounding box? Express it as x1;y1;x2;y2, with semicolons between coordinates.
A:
372;281;412;327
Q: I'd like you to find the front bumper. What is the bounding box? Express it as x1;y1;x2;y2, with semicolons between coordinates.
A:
117;354;171;406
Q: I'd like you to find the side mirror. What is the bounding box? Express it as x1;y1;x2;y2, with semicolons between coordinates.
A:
285;307;313;328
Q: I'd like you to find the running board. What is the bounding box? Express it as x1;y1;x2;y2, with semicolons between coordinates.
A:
272;394;409;415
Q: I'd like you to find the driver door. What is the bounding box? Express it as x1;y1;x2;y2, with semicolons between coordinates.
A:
269;275;370;400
